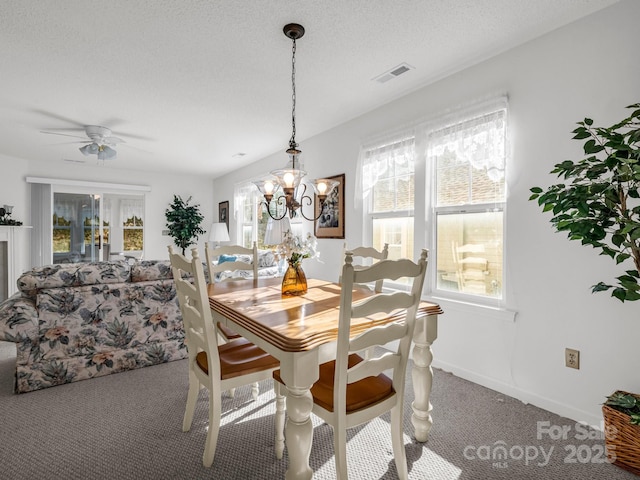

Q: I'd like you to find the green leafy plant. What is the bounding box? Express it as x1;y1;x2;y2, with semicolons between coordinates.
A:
605;392;640;425
530;103;640;301
165;195;205;255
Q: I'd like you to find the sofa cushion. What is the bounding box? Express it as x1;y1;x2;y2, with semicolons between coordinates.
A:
257;250;276;268
0;293;38;343
35;280;182;361
18;261;132;299
130;260;173;282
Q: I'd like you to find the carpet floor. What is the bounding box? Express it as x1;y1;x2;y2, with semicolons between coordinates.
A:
0;341;636;479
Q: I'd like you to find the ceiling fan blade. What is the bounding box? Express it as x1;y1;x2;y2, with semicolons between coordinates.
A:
103;136;125;145
32;109;86;128
45;140;92;145
111;131;155;142
40;131;88;139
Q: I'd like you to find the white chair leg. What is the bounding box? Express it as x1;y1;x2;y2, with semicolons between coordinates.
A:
251;381;260;401
390;405;408;480
274;382;286;459
203;392;222;467
182;373;199;432
334;425;348;480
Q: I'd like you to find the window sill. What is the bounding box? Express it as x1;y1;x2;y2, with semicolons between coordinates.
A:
425;294;517;323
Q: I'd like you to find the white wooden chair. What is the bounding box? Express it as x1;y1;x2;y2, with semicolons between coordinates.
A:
168;246;279;468
273;249;428;479
451;241;488;294
205;242;258;342
205;242;261;397
340;243;389;292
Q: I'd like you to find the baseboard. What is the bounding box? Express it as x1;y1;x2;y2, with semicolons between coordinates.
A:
432;359;604;429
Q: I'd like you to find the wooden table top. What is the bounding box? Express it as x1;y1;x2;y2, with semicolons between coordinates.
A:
208;277;443;353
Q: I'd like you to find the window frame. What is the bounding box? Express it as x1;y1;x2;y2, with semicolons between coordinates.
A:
427;103;508;306
360;97;508;305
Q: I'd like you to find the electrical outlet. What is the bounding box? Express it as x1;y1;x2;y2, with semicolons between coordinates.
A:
565;348;580;369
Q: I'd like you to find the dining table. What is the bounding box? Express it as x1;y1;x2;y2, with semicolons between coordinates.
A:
208;276;442;480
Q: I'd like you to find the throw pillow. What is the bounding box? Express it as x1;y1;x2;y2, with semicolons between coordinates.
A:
218;254;237;265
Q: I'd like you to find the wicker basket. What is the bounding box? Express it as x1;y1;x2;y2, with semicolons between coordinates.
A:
602;391;640;476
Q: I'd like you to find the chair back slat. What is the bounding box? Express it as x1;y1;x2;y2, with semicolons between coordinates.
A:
347;351;400;384
349;244;389;261
349;322;407;353
352;258;423;285
341;243;389;292
335;249;429;412
205;242;259;283
169;246;221;380
351;291;415;319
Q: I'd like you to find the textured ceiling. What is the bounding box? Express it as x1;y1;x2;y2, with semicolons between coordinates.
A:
0;0;620;178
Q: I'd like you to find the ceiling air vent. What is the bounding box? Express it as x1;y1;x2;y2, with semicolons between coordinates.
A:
373;62;414;84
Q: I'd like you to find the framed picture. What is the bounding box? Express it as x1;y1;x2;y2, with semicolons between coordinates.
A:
314;173;345;239
218;201;229;230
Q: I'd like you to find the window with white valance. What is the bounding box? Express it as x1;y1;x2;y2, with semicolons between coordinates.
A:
359;96;508;304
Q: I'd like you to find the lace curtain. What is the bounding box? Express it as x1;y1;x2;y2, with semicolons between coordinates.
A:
119;198;143;225
355;133;415;207
427;109;506;181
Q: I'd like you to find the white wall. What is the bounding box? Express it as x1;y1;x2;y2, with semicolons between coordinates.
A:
0;154;215;262
213;0;640;426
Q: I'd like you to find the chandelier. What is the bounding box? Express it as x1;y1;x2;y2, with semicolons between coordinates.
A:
254;23;338;221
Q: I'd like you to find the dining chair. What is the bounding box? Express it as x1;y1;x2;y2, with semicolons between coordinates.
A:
340;243;389;292
168;246;280;468
451;241;488;294
204;242;261;398
205;242;259;342
273;249;429;479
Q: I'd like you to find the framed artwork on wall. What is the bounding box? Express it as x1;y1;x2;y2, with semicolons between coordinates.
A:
314;173;345;239
219;201;229;230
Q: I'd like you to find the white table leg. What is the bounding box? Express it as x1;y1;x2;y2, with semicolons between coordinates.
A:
411;314;438;442
284;385;314;480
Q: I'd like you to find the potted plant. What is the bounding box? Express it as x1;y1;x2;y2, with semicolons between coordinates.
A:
165;195;205;255
529;103;640;301
602;391;640;475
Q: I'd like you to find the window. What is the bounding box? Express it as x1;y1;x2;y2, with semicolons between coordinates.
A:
361;136;415;284
359;97;508;302
430;105;507;300
236;182;305;249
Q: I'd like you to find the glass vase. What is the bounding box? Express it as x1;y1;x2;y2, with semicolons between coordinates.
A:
282;260;308;296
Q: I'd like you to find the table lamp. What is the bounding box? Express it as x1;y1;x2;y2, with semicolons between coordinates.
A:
209;222;230;248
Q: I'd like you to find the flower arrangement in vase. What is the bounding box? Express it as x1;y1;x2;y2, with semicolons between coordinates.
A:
279;230;318;296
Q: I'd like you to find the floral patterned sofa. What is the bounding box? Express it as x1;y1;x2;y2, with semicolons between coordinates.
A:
0;260;186;393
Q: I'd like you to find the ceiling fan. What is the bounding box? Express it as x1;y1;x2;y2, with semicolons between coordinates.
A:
41;124;126;161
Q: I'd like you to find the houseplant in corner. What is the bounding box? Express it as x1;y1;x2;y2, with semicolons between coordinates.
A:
529;102;640;302
530;103;640;474
165;195;205;255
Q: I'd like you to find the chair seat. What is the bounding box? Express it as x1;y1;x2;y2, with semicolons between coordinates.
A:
197;338;279;380
274;354;394;413
217;322;241;340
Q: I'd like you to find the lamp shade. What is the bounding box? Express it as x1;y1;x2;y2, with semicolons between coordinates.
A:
209;222;230;243
264;217;291;246
79;143;100;156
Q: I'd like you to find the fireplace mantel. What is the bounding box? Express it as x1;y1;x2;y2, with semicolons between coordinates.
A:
0;226;31;301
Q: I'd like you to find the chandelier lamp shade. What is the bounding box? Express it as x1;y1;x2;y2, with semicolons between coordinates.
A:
254;23;338;221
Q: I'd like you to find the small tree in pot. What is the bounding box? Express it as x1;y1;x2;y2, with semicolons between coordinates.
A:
530;103;640;301
165;195;205;255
